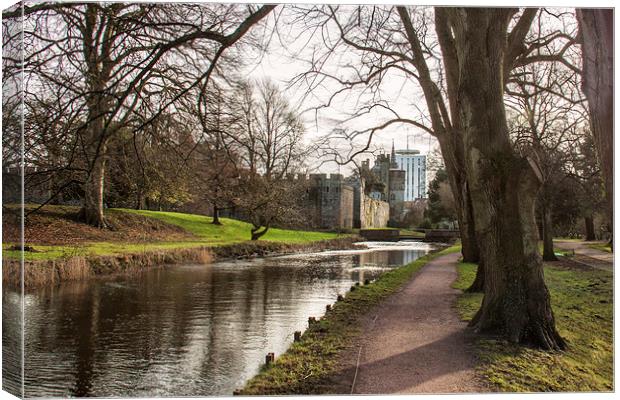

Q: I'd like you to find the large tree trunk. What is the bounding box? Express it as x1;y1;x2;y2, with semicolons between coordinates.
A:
465;257;485;293
584;215;596;241
455;9;564;350
577;9;613;251
79;151;107;227
438;136;481;264
541;204;557;261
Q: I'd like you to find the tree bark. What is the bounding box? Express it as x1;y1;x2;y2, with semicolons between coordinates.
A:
437;135;481;264
465;258;485;293
453;9;565;350
584;215;596;241
577;9;613;250
79;150;107;227
542;204;557;261
212;205;222;225
251;225;268;241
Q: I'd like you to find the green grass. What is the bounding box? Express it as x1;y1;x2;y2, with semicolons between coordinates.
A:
120;209;339;244
536;242;573;257
4;209;343;261
240;244;461;395
453;262;613;392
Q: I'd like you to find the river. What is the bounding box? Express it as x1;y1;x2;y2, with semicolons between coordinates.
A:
2;241;435;397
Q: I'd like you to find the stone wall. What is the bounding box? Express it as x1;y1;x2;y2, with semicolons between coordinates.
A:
305;173;354;230
361;195;390;229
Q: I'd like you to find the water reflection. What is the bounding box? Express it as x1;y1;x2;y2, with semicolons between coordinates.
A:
3;241;434;397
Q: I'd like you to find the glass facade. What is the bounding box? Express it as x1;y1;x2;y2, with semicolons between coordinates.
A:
394;151;427;201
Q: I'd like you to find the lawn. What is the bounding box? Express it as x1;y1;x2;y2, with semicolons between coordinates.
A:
3;208;343;261
453;262;613;392
121;209;338;244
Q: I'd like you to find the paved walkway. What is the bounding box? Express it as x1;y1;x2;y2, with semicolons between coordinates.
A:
339;252;486;394
554;240;613;271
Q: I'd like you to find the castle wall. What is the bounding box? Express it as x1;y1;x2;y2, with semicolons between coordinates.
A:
361;195;389;229
388;169;406;223
305;173;354;230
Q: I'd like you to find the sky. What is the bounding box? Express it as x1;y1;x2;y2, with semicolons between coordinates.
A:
241;5;438;174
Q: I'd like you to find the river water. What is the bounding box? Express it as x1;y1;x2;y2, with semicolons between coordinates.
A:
3;241;435;398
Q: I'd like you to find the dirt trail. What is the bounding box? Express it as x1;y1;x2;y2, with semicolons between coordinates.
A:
554;240;613;271
337;252;486;394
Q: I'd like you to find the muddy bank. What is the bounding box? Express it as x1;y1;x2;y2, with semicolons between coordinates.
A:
3;236;363;289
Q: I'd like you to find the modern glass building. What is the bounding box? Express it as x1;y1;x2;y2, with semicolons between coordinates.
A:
394;149;427;200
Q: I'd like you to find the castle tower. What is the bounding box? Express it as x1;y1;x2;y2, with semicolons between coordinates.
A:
388;139;406;225
390;139;399;169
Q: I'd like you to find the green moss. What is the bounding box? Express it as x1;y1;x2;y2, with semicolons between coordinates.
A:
454;262;613;392
240;244;461;395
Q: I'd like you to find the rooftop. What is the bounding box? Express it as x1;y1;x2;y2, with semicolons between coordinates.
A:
395;149;422;155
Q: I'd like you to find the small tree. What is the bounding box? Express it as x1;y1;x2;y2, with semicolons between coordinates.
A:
424;167;457;228
236;175;306;240
227;79;307;239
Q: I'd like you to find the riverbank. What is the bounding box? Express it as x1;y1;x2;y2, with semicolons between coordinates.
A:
238;244;458;395
3;237;362;289
2;206;357;288
453;257;613;391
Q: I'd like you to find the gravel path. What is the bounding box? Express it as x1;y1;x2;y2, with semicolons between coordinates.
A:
342;252;486;394
554;240;613;271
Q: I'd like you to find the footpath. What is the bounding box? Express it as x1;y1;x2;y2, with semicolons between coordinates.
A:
336;252;487;394
554;240;613;271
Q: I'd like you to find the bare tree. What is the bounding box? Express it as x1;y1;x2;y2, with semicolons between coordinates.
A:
427;7;573;349
576;9;613;248
506;48;586;261
229;79;308;240
4;2;275;227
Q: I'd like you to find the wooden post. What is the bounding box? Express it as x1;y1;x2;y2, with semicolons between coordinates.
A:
265;352;275;365
294;331;302;342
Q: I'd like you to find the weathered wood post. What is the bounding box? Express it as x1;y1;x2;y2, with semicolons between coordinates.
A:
265;352;275;365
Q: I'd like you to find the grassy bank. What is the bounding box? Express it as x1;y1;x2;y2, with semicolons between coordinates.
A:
3;206;343;261
4;236;362;289
239;244;459;395
453;261;613;392
3;205;358;288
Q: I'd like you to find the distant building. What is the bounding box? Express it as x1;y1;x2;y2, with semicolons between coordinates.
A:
305;173;354;230
393;149;427;200
365;141;407;225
